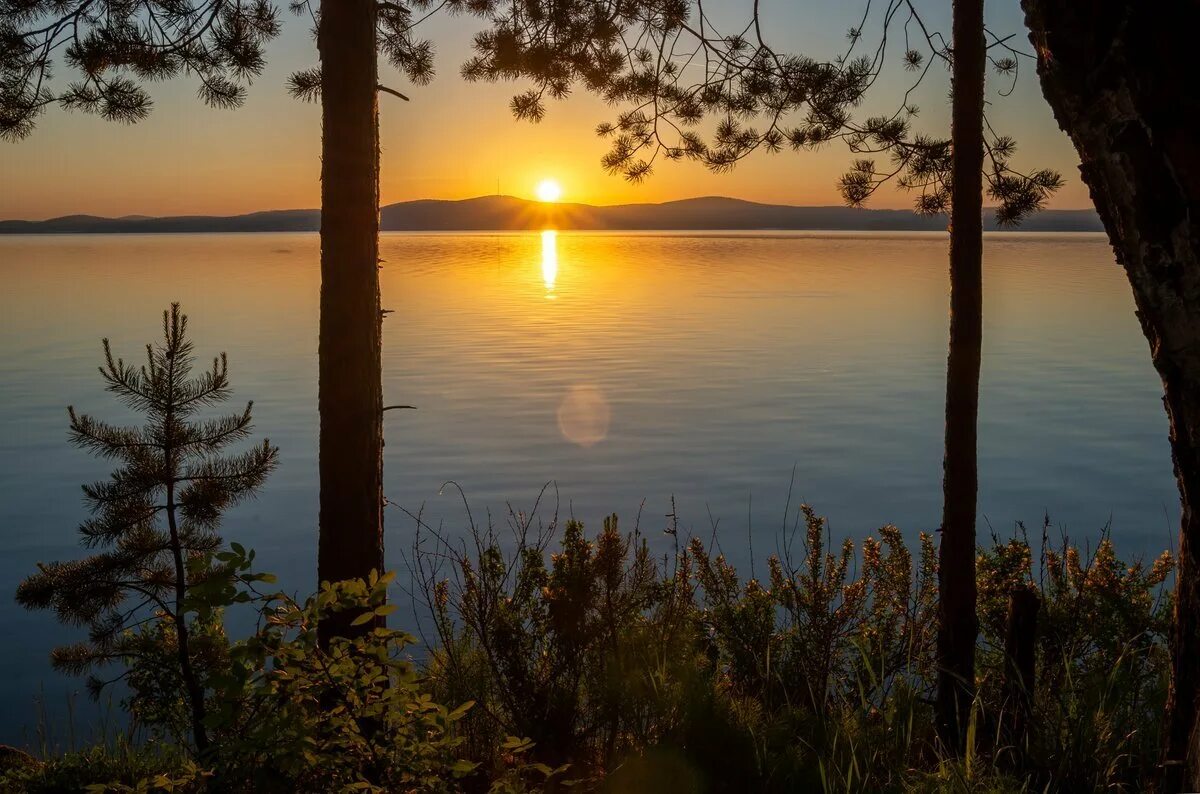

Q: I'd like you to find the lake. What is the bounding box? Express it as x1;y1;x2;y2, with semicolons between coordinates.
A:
0;230;1179;746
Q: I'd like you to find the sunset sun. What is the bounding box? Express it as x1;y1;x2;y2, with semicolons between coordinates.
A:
535;178;563;202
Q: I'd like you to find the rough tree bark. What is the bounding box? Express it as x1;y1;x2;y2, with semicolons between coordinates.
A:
1020;2;1200;789
316;0;385;644
936;0;986;754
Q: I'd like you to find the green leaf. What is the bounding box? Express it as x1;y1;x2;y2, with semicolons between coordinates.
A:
448;699;476;720
450;759;478;778
350;611;375;626
502;735;535;751
374;604;397;617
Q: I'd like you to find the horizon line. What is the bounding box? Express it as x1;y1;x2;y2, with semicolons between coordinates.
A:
3;193;1101;224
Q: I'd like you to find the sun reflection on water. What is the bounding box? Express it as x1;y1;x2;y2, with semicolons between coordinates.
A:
541;229;558;297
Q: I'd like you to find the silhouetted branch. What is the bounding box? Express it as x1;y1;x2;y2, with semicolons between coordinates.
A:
376;83;409;101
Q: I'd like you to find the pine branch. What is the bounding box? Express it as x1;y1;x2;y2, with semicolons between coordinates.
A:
178;404;254;452
68;409;156;457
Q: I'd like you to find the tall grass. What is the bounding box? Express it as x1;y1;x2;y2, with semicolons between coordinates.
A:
411;503;1172;792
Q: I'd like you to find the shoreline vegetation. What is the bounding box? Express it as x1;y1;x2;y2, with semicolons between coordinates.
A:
1;509;1174;792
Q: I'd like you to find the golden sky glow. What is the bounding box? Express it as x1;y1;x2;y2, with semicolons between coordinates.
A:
0;3;1093;220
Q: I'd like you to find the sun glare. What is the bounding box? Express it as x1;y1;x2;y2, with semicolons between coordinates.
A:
536;179;563;203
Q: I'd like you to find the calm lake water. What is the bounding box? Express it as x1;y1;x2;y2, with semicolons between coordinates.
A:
0;231;1180;745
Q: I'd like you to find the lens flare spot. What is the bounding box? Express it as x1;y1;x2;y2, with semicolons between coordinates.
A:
557;385;611;447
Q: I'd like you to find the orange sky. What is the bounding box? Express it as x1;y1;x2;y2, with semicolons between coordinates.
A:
0;2;1092;220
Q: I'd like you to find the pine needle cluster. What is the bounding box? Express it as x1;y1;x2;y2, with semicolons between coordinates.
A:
1;0;281;141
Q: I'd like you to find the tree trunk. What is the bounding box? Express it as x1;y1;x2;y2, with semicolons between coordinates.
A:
1020;2;1200;789
936;0;986;754
167;482;210;754
316;0;385;645
163;339;209;752
1001;586;1039;759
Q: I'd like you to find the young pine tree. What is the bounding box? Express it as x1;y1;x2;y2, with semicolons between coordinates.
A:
16;304;279;753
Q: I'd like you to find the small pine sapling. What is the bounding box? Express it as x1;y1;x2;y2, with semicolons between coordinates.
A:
16;304;279;753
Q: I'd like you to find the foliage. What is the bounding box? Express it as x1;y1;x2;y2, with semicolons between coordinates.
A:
7;548;560;793
6;507;1176;792
0;739;201;794
413;502;1173;792
460;1;1063;224
414;502;936;789
200;552;572;791
189;554;533;792
682;508;940;791
0;0;281;140
417;509;696;777
975;521;1174;792
15;304;278;752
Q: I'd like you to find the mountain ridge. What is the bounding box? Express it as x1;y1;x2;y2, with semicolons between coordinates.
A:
0;195;1104;234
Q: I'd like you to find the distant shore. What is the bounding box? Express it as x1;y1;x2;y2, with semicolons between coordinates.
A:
0;195;1104;234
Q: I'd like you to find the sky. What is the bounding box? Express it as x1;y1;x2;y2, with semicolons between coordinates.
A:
0;0;1092;220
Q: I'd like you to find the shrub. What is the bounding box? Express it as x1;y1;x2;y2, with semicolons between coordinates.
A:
418;511;698;781
975;521;1173;792
415;502;1172;793
414;502;944;791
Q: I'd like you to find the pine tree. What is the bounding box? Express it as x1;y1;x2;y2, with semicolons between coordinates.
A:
16;304;279;753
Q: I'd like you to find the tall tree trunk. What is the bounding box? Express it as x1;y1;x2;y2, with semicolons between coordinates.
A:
1020;3;1200;788
316;0;384;645
936;0;986;754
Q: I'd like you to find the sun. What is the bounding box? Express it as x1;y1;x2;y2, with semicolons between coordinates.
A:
535;178;563;203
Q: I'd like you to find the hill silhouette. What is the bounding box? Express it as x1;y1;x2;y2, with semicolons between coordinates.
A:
0;195;1103;234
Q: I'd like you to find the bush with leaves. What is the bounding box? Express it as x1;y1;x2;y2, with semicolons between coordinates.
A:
8;548;560;793
179;555;490;791
415;500;1176;791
